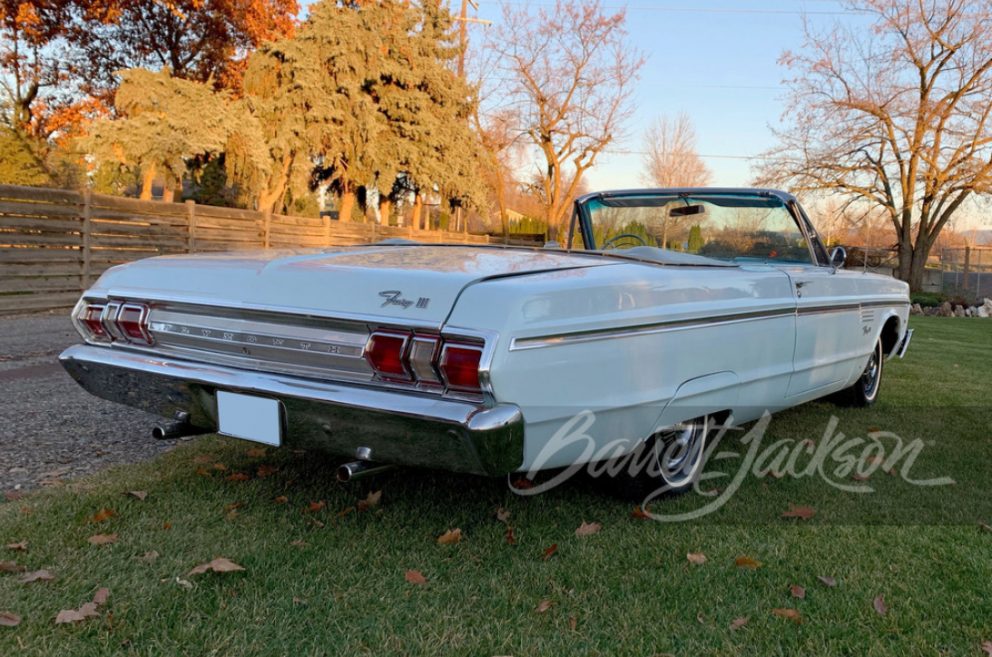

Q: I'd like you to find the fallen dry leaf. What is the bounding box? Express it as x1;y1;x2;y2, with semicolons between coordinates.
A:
686;552;707;565
196;468;212;477
357;490;382;512
979;522;991;532
92;588;110;606
866;455;886;466
247;448;267;458
55;609;89;624
569;616;577;631
505;526;518;545
981;640;992;656
257;465;279;478
225;511;239;520
631;505;652;520
187;557;245;577
5;542;26;551
696;611;705;624
21;569;55;583
292;596;307;605
782;504;816;521
163;522;172;530
226;473;250;482
142;551;160;564
193;455;213;464
0;561;25;573
817;575;837;587
729;616;749;631
87;534;117;546
763;470;784;479
405;570;427;586
773;608;804;623
305;501;326;513
438;529;463;545
309;517;326;528
0;611;21;627
575;520;602;537
735;556;762;569
496;508;511;523
790;585;806;599
125;491;148;501
333;507;353;520
4;492;23;501
88;508;116;523
873;594;887;616
273;496;289;504
212;463;227;471
223;503;246;511
533;599;554;613
852;473;871;482
542;544;559;561
289;540;308;548
511;477;534;490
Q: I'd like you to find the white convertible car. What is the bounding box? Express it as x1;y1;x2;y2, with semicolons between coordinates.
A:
60;189;912;495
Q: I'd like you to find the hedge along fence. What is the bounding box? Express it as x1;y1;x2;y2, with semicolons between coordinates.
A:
0;184;532;315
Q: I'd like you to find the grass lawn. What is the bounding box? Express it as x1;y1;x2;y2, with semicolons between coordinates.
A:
2;316;991;656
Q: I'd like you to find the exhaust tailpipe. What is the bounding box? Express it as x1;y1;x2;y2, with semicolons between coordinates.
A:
336;460;394;482
152;412;208;440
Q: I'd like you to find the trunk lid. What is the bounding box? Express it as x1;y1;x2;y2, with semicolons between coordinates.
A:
88;245;613;324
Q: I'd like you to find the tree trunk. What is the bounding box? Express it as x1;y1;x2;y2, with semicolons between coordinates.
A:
379;199;392;225
140;162;156;200
339;191;356;223
412;193;423;230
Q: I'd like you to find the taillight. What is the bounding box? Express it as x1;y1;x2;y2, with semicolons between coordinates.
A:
73;300;153;345
117;303;152;344
365;330;412;381
365;330;484;393
439;343;484;392
80;303;108;340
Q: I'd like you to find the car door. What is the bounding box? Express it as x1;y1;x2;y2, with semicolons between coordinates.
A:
784;263;862;397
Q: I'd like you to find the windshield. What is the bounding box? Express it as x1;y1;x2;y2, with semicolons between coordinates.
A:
577;193;814;265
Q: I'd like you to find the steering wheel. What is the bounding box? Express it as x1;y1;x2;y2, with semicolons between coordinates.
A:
602;233;649;249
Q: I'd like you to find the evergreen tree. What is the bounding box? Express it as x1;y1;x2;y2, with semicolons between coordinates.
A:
687;223;704;253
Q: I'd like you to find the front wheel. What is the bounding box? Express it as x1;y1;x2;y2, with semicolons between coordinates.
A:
838;338;884;407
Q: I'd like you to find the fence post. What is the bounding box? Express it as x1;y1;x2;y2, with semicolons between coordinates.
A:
262;208;271;249
964;245;971;290
323;215;331;247
81;188;92;290
185;200;196;253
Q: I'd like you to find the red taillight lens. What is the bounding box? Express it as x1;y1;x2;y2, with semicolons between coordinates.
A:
365;330;412;380
439;343;483;392
117;303;151;344
80;303;108;339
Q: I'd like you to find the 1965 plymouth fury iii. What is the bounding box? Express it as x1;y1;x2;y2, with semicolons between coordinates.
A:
60;188;912;495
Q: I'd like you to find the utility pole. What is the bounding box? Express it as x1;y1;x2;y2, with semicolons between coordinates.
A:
454;0;489;78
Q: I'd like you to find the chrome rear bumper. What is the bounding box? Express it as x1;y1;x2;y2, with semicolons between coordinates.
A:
59;344;524;476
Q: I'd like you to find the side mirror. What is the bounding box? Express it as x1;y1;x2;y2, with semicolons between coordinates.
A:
829;246;847;268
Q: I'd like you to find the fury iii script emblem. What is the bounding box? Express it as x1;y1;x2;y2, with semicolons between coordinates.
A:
379;290;430;310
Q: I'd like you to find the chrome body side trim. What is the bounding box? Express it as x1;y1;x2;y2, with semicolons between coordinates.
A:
510;300;911;351
59;344;524;477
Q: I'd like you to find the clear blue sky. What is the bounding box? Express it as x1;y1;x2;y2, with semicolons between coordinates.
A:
467;0;865;192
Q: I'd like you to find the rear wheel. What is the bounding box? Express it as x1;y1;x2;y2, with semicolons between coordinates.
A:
838;338;883;407
612;416;711;500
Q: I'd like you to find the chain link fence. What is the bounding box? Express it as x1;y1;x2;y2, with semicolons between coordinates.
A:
940;246;992;301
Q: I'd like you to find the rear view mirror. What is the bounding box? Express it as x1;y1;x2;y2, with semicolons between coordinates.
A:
669;204;705;217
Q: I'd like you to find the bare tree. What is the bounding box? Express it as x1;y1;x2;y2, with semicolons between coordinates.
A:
755;0;992;292
489;0;644;237
641;112;712;188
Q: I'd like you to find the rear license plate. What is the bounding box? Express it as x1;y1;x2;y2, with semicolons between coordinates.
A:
216;391;282;446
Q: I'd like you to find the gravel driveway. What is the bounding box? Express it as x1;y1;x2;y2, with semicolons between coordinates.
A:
0;312;171;494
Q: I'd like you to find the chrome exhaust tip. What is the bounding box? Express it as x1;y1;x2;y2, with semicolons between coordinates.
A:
152;412;208;440
336;460;394;482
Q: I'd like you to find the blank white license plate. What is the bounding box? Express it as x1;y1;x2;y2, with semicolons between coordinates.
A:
216;391;282;446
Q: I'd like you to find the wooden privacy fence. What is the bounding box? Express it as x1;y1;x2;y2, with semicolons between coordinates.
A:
0;184;534;315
